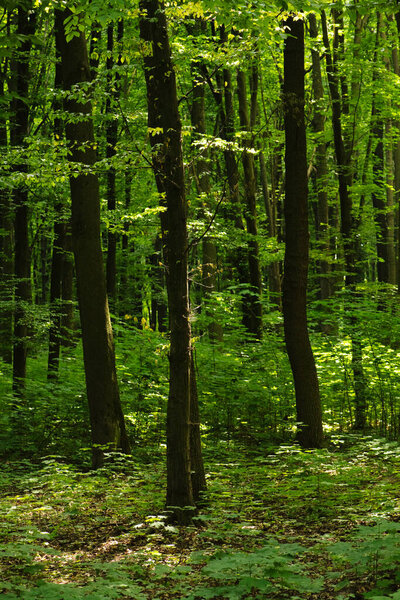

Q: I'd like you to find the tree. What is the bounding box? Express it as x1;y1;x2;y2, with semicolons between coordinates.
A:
10;2;36;399
139;0;203;522
56;8;130;467
282;14;323;449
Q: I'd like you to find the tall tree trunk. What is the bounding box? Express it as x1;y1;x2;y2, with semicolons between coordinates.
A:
48;13;68;378
139;0;205;523
282;15;323;449
258;149;282;310
190;35;222;341
56;8;130;467
322;8;368;429
237;68;263;339
0;58;13;364
60;226;75;347
308;13;332;304
201;29;256;334
105;22;121;311
10;3;35;399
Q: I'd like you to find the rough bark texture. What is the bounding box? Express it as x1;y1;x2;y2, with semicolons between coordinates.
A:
139;0;200;523
57;9;130;466
10;4;35;398
282;16;323;449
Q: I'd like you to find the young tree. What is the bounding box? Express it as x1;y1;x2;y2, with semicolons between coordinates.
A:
282;14;323;449
56;8;130;467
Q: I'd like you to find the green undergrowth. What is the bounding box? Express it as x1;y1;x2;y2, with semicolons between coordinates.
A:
2;436;400;599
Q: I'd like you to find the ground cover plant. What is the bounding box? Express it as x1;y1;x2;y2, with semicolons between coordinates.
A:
2;436;400;599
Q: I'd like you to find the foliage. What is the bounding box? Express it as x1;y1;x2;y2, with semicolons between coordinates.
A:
2;438;400;598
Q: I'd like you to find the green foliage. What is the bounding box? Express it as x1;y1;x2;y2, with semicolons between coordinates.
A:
186;540;323;599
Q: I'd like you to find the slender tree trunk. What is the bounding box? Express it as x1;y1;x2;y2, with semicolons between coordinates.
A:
60;226;74;347
322;9;368;430
190;37;222;341
190;350;207;505
48;14;68;378
47;218;66;379
237;68;263;339
105;22;121;311
282;15;323;449
10;4;35;399
150;233;167;332
308;13;332;304
56;8;130;467
382;19;396;286
0;60;13;364
259;149;282;310
139;0;205;523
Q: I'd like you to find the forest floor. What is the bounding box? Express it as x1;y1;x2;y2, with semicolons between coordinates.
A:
1;434;400;599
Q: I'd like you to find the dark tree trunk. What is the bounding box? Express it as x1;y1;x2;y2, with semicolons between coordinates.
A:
10;4;35;399
60;226;75;347
259;150;282;310
237;69;263;339
0;62;13;364
48;13;68;378
56;9;130;467
308;13;333;304
139;0;205;523
190;350;207;505
47;218;67;379
322;8;368;429
190;37;222;341
282;15;323;449
105;22;121;311
150;233;167;332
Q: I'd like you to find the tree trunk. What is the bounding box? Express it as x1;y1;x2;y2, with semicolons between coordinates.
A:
139;0;201;523
56;8;130;467
10;4;35;399
237;68;263;339
190;38;222;341
322;8;368;429
282;15;323;449
190;350;207;505
105;22;121;311
60;226;75;347
308;13;333;304
48;13;68;378
0;61;13;365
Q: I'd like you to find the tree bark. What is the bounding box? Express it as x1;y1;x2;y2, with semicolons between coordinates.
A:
139;0;203;523
282;15;323;449
48;12;69;378
10;3;35;399
190;37;222;341
237;68;263;339
56;8;130;466
0;55;13;365
308;13;333;304
322;8;368;430
105;22;122;311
